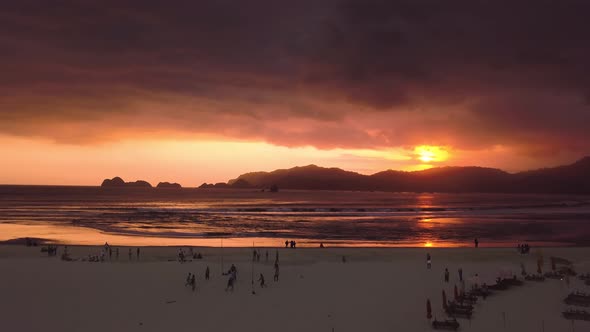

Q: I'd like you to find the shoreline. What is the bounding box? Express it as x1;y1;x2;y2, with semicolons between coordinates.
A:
0;236;578;249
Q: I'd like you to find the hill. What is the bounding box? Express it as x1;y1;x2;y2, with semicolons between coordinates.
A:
229;157;590;194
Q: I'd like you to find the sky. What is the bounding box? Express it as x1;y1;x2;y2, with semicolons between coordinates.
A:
1;0;590;186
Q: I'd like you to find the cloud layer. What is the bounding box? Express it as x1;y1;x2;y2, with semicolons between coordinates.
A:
1;0;590;156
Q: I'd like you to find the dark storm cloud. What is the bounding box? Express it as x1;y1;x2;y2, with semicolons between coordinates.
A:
1;0;589;152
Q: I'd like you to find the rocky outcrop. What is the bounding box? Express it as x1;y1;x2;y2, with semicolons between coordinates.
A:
100;177;152;188
156;182;182;189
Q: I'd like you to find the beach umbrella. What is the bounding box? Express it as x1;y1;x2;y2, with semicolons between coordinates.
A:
442;290;448;310
454;285;458;300
427;299;432;319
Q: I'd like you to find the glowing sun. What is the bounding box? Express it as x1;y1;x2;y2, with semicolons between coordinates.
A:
414;145;449;163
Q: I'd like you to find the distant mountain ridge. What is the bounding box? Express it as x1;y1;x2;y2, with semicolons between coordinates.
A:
230;157;590;194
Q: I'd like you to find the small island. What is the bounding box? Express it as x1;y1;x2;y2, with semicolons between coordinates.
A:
101;177;152;188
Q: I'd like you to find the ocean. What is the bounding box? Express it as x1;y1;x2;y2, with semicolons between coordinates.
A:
1;186;589;247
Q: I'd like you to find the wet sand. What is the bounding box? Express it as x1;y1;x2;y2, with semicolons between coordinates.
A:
1;245;589;332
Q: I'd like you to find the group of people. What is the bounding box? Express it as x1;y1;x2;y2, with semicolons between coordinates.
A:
184;266;211;292
185;272;197;291
178;247;204;262
427;253;464;283
43;245;58;256
252;249;268;262
285;240;297;248
225;264;238;292
127;247;140;260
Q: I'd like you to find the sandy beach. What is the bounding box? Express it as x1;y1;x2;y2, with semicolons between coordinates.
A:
1;245;589;332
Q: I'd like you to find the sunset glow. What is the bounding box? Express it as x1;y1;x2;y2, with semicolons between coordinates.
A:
0;1;588;186
414;146;450;164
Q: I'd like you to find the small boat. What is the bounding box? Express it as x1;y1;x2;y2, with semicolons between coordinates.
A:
469;288;492;298
488;282;508;291
504;277;524;286
456;294;478;304
564;292;590;307
544;271;564;280
448;301;474;311
445;305;473;319
562;309;590;321
525;274;545;282
432;318;460;330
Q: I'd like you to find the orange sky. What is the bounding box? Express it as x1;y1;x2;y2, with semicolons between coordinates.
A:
0;135;579;186
2;2;589;185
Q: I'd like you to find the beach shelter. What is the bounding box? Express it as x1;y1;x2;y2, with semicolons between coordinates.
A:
454;285;458;300
442;290;448;310
427;299;432;319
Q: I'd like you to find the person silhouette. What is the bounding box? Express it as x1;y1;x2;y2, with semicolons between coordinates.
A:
274;262;280;282
444;268;450;282
205;266;210;280
226;275;235;292
474;238;479;248
258;273;266;288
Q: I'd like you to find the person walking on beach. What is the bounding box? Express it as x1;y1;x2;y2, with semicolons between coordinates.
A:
285;240;289;248
258;273;266;288
458;268;463;282
226;274;235;292
136;247;140;260
444;268;450;282
274;262;280;282
191;273;196;292
229;264;237;280
426;253;432;269
474;238;479;248
205;266;210;280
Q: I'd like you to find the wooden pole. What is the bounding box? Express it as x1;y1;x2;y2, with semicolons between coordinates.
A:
251;241;255;294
